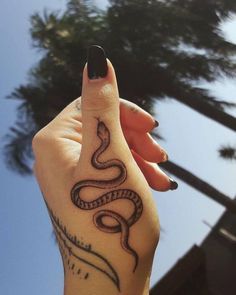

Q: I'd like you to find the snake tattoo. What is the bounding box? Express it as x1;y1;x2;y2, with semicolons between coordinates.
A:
71;119;143;272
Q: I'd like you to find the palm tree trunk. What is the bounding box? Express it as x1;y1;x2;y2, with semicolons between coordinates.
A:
160;161;236;214
174;94;236;132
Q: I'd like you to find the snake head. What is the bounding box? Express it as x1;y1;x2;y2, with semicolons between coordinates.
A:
97;121;110;142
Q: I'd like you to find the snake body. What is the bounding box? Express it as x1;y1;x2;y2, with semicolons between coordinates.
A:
71;120;143;272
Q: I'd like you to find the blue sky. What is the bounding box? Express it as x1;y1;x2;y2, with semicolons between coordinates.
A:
0;1;235;294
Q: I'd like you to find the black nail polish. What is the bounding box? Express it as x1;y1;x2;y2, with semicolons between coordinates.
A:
154;120;159;128
169;178;178;190
87;45;108;80
161;150;168;162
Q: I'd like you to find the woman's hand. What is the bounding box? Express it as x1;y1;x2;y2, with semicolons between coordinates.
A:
32;46;177;295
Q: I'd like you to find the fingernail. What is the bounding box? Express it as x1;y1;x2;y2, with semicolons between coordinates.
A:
161;150;168;162
87;45;108;80
152;120;159;131
169;178;178;190
154;120;159;128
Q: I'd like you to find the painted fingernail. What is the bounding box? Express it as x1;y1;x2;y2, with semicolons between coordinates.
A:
169;178;178;190
161;150;168;162
154;120;159;127
87;45;108;80
152;120;159;129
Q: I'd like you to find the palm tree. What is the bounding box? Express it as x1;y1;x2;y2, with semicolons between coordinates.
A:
4;0;236;211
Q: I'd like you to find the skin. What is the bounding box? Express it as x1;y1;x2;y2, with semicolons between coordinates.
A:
33;59;174;295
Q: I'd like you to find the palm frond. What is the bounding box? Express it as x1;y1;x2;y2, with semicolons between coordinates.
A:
3;120;37;175
219;145;236;160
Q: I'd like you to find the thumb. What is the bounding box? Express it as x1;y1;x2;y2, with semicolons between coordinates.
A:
80;46;128;159
81;45;119;115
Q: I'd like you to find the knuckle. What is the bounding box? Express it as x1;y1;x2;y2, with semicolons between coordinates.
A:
32;131;43;151
82;83;118;112
32;128;51;153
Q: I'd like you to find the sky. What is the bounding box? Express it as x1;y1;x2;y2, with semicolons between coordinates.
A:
0;1;235;294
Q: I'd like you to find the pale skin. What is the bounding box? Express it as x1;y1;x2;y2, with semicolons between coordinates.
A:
33;59;174;295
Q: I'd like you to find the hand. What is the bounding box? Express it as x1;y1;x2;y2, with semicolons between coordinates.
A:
32;46;177;295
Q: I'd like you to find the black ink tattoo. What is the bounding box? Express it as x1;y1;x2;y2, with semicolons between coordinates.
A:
71;119;143;274
129;105;139;114
84;273;89;279
75;99;81;111
45;203;120;291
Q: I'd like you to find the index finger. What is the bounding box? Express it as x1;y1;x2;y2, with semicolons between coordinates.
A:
120;99;158;133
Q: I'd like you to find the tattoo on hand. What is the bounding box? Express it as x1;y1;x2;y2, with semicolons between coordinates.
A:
71;119;143;288
45;202;120;291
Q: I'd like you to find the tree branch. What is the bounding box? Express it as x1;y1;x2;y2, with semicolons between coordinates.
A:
174;94;236;132
160;160;236;214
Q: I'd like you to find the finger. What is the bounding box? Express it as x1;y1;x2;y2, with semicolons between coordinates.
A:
124;129;168;163
48;99;83;143
81;46;119;114
131;150;178;191
32;104;83;179
80;45;128;158
71;97;158;133
120;99;158;133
